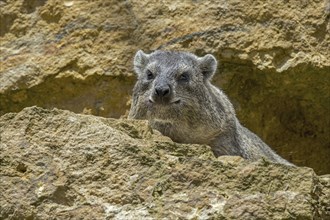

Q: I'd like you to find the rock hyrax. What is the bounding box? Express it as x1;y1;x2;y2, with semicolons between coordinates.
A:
129;50;293;166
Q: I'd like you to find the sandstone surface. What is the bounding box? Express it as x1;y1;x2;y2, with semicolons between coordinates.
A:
0;0;329;174
1;106;329;219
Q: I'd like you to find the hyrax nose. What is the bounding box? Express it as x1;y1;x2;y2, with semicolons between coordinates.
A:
155;85;170;97
153;84;171;103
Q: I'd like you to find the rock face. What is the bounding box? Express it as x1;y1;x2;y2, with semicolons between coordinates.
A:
0;106;329;219
0;1;329;174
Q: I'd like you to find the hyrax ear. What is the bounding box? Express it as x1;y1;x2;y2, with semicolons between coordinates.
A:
198;54;217;80
134;50;150;76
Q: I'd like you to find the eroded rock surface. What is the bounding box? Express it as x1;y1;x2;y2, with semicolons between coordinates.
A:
0;0;329;173
0;107;329;219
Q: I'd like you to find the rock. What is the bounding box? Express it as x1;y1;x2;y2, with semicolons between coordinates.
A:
0;0;329;173
0;106;329;219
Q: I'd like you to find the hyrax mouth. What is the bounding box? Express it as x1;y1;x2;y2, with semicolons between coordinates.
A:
148;97;181;105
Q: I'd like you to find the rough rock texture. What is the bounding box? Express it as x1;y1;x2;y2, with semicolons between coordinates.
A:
0;1;329;174
0;106;329;219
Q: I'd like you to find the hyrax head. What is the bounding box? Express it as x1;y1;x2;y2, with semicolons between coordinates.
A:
130;50;217;121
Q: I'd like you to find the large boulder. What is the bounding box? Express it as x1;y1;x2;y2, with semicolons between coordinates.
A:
0;0;329;173
0;106;329;219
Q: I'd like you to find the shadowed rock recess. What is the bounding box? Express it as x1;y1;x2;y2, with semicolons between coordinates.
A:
0;107;329;219
0;0;329;175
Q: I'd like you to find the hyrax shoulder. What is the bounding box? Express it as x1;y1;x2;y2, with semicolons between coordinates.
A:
129;50;293;166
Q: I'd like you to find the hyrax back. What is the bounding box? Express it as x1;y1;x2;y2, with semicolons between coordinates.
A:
129;50;293;166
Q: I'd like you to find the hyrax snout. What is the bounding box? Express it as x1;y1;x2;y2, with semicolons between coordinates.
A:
129;50;294;166
151;80;172;104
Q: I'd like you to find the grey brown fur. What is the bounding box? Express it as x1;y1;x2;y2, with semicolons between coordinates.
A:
129;50;293;166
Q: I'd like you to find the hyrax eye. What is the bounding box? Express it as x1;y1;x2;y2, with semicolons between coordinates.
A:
146;70;154;80
178;72;190;82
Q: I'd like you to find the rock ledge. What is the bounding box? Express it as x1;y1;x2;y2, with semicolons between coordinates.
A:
0;107;329;219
